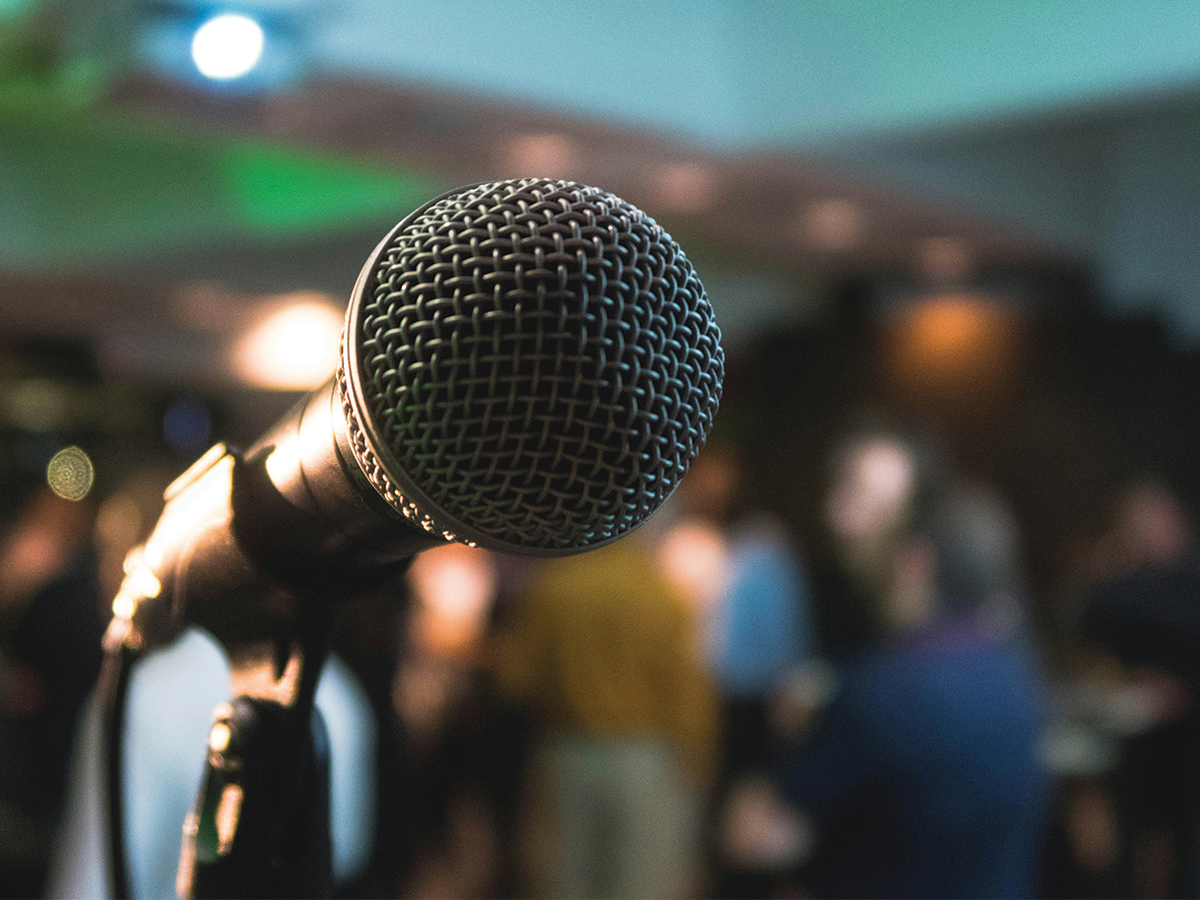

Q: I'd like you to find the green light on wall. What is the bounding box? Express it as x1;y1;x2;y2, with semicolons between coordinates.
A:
0;0;41;19
0;84;443;272
219;146;434;237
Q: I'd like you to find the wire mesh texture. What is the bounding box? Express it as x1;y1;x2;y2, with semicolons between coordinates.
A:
347;178;723;554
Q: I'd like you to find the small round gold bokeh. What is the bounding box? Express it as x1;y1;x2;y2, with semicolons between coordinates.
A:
47;446;95;501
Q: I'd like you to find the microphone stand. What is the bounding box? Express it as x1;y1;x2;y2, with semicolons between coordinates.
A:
175;621;335;900
102;432;420;900
97;617;138;900
101;512;340;900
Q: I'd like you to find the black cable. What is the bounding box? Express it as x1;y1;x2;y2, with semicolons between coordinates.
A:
97;635;135;899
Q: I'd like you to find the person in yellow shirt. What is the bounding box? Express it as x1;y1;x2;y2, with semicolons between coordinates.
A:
494;531;717;899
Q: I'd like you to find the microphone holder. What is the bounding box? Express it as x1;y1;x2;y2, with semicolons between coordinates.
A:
102;434;418;900
176;624;335;900
101;518;338;900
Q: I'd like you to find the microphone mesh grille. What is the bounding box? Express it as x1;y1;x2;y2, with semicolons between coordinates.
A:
355;178;723;552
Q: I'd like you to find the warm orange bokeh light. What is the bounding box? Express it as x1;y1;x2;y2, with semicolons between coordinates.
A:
884;293;1022;404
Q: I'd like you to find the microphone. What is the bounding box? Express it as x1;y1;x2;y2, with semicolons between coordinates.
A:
101;178;722;900
112;178;724;644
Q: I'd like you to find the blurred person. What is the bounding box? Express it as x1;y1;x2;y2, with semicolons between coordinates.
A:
766;430;1049;899
672;445;814;774
329;588;411;898
662;445;813;897
805;424;946;663
493;528;718;900
1078;477;1200;898
0;484;103;898
821;426;941;615
1089;478;1192;579
390;543;511;900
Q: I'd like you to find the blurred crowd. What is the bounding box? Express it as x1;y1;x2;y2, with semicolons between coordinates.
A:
4;413;1200;900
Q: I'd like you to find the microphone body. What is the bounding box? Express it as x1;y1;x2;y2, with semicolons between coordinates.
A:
114;177;724;646
121;377;440;649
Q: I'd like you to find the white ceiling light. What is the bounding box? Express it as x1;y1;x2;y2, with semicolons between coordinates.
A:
191;13;265;81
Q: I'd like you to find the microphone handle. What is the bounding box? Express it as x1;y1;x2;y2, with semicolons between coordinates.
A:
114;375;442;652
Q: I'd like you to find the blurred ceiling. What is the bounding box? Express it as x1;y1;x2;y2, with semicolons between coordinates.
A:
3;0;1200;387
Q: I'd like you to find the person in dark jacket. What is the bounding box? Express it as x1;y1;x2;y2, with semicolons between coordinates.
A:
775;431;1049;899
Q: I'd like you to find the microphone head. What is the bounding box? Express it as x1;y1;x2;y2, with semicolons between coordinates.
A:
340;178;723;556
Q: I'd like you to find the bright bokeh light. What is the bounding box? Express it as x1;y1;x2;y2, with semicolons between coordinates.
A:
500;133;580;179
234;297;343;390
895;295;1016;370
796;198;867;252
653;162;719;214
408;544;498;658
659;519;728;613
825;439;916;543
884;293;1022;406
191;13;265;81
47;446;95;501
